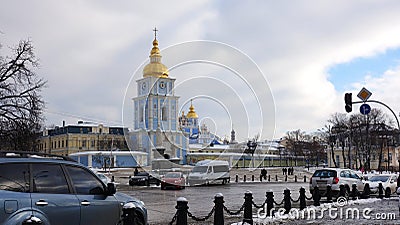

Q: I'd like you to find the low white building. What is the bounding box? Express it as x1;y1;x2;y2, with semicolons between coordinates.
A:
69;150;147;168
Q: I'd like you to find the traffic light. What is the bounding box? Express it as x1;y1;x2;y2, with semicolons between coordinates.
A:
344;93;352;113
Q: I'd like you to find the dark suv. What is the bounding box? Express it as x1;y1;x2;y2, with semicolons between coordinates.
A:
0;151;147;225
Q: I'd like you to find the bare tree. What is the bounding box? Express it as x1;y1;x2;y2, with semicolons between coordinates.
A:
328;112;348;168
0;40;46;151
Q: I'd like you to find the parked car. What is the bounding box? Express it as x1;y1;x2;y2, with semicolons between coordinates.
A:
161;172;186;190
96;172;112;185
0;151;147;225
366;174;398;194
129;171;161;186
309;168;365;197
188;160;230;186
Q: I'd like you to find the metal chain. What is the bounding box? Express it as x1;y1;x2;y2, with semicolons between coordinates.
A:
305;195;313;200
290;196;300;203
187;207;215;222
223;203;245;215
252;199;267;209
168;212;178;225
273;199;284;206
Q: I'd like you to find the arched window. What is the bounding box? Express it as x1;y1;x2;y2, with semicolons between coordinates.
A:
162;106;168;121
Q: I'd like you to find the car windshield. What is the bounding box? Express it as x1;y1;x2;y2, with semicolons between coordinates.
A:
165;173;180;178
369;176;390;182
312;170;337;178
192;166;207;173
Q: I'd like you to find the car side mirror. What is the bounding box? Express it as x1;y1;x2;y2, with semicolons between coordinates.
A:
107;183;116;196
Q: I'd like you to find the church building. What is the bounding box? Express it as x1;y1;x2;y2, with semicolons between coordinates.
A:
130;31;188;165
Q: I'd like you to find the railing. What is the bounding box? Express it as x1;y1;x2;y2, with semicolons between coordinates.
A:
167;183;394;225
234;174;308;183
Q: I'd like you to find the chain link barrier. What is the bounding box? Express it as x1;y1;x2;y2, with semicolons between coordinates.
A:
290;196;300;203
305;194;313;200
168;212;178;225
167;182;387;224
273;199;284;206
223;203;245;215
252;199;267;209
187;207;215;222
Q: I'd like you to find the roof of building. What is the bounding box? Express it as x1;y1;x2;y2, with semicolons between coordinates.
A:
186;100;198;119
142;34;169;78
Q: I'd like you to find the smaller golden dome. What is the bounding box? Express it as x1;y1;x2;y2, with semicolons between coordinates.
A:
151;39;160;55
186;101;198;119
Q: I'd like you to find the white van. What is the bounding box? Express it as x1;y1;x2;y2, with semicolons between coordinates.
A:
188;160;230;186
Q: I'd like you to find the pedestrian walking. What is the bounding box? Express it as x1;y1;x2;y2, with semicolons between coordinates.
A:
261;168;267;180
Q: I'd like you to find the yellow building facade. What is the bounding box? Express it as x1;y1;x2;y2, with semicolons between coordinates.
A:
37;122;128;156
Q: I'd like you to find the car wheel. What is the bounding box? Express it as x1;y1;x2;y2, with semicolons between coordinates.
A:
222;179;227;185
132;213;145;225
146;180;150;187
161;184;165;190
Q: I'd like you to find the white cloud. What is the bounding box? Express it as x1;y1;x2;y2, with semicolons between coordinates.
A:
2;0;400;140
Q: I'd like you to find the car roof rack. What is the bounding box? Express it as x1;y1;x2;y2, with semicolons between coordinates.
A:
0;151;76;162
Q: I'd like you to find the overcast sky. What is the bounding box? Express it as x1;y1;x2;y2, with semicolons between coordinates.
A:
1;0;400;141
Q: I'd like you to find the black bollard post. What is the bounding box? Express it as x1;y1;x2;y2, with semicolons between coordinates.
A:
244;175;247;183
214;193;224;225
351;183;358;200
339;184;346;198
243;191;253;225
176;197;188;225
111;176;115;182
299;187;306;210
235;174;239;183
378;183;384;199
385;186;391;198
268;175;271;182
326;185;333;203
283;189;291;214
304;175;307;183
260;174;263;182
363;183;371;199
252;174;255;182
285;175;288;182
266;190;274;217
295;175;297;183
275;175;278;182
312;186;321;206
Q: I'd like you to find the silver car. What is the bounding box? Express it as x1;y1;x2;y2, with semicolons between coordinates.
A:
309;168;365;197
366;174;398;194
0;151;147;225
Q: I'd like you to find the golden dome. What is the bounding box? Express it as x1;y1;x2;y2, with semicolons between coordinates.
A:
186;101;198;119
143;37;169;78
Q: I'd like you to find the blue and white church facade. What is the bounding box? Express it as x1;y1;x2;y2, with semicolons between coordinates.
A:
130;34;188;165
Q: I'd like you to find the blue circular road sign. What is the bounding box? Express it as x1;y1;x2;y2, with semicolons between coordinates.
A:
360;103;371;115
